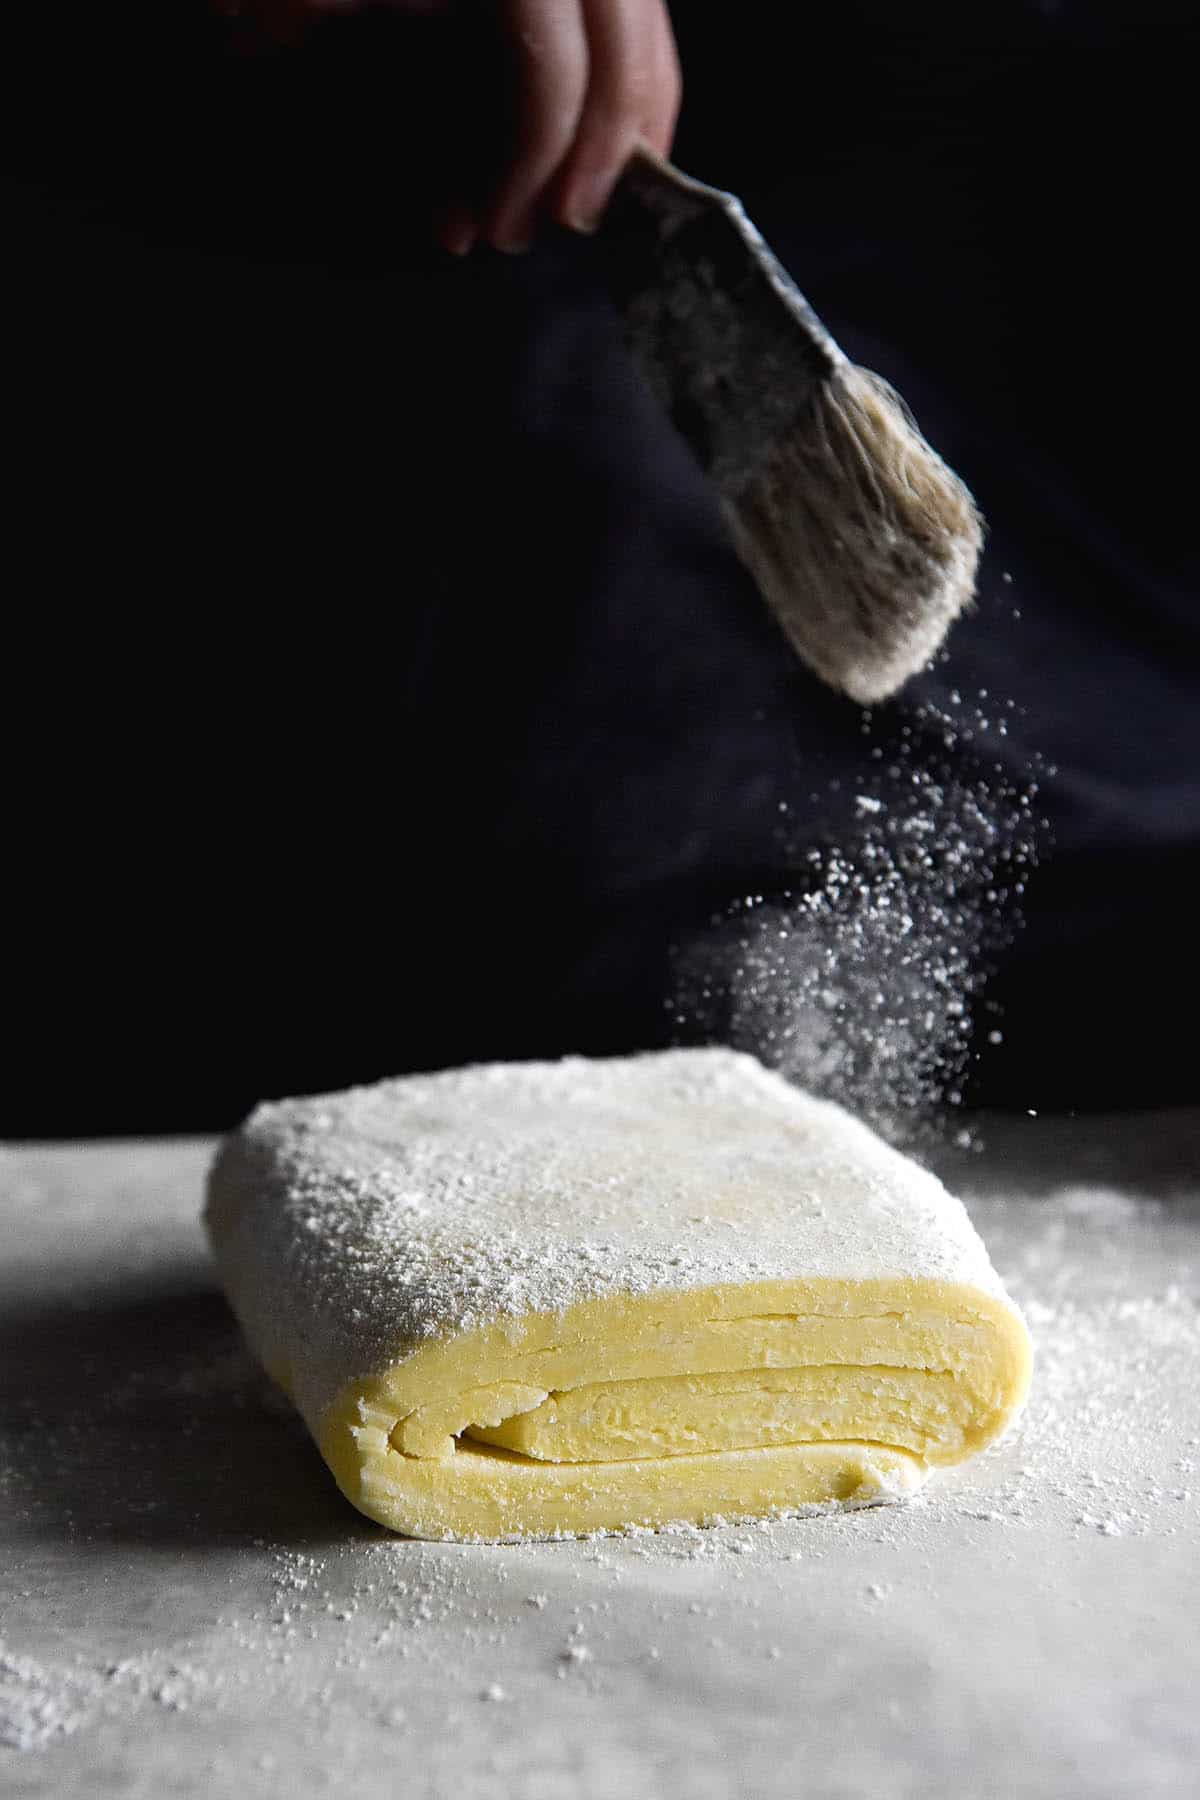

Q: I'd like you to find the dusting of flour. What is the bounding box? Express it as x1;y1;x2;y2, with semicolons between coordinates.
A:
204;1048;1012;1425
668;683;1046;1144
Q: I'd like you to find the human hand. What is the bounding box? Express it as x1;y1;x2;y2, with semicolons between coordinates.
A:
215;0;681;255
451;0;682;255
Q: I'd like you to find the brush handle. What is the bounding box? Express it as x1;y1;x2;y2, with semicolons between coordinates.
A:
604;147;843;488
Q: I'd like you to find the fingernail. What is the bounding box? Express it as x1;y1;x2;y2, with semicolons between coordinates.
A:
440;215;478;257
565;174;614;236
491;227;533;255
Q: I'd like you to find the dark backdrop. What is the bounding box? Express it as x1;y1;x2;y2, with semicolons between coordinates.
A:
5;2;1199;1135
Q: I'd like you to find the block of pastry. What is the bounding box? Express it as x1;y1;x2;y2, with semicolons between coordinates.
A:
205;1050;1030;1540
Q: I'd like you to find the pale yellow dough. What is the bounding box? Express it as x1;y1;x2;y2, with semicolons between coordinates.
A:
206;1051;1032;1540
322;1277;1027;1539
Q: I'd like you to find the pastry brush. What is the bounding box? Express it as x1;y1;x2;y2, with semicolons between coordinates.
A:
605;148;982;705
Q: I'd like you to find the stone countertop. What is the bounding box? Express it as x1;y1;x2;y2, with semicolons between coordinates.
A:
2;1113;1198;1799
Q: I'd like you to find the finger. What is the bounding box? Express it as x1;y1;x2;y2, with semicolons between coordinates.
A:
641;0;681;158
552;0;659;233
307;1;450;11
434;204;479;257
485;0;590;252
218;0;319;51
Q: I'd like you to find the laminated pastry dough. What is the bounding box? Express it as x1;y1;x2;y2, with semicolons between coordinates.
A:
205;1049;1031;1541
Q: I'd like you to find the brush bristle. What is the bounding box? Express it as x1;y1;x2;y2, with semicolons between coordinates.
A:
721;363;984;705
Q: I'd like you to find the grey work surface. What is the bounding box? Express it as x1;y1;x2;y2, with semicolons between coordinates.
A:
2;1116;1198;1799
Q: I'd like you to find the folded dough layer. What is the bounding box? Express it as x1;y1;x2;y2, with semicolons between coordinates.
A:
205;1049;1030;1540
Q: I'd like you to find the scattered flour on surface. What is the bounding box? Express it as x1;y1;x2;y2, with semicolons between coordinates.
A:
0;1645;94;1753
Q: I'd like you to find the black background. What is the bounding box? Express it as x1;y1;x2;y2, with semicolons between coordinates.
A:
5;2;1199;1135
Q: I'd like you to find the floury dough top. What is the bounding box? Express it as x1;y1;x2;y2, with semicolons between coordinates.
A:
205;1049;1007;1420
